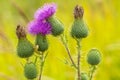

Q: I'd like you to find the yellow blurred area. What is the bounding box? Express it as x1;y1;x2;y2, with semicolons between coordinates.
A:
0;0;120;80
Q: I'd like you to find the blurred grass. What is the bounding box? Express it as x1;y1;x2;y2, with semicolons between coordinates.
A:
0;0;120;80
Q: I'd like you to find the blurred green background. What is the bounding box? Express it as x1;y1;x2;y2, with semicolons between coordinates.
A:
0;0;120;80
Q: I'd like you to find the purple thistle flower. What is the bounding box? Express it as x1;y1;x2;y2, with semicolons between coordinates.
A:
27;3;57;35
27;20;52;35
34;3;57;21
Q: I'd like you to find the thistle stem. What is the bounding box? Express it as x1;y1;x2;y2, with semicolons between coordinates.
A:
89;66;96;80
60;34;77;69
39;53;44;80
39;52;48;80
76;39;81;80
34;56;38;64
26;58;29;63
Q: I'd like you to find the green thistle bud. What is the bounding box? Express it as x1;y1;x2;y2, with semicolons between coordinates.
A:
16;25;34;58
17;38;34;58
35;34;48;52
81;73;89;80
87;49;101;65
48;16;64;36
24;63;37;79
71;5;88;39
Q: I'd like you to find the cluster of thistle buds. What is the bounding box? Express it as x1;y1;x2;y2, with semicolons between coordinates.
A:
16;3;101;80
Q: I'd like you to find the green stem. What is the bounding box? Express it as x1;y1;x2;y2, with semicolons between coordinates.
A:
39;53;44;80
39;52;48;80
89;66;96;80
60;34;77;69
34;56;38;64
76;39;81;80
26;58;29;63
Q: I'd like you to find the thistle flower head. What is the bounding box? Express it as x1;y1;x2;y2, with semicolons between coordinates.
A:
34;3;57;21
27;3;56;36
27;20;51;35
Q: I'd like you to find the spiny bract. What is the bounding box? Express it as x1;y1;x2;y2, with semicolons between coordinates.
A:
81;73;89;80
71;19;88;39
48;17;64;36
35;34;48;52
17;38;34;58
87;49;101;65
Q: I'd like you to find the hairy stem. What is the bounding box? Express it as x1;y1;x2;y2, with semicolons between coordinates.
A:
39;53;44;80
76;39;81;80
60;34;77;69
89;66;96;80
39;52;48;80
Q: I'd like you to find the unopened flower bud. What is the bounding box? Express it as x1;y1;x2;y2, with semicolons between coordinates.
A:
16;25;34;58
87;49;101;65
71;5;88;39
48;16;64;36
35;34;48;52
24;62;37;79
81;73;89;80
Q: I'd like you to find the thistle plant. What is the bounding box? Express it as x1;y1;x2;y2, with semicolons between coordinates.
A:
60;5;101;80
16;2;101;80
